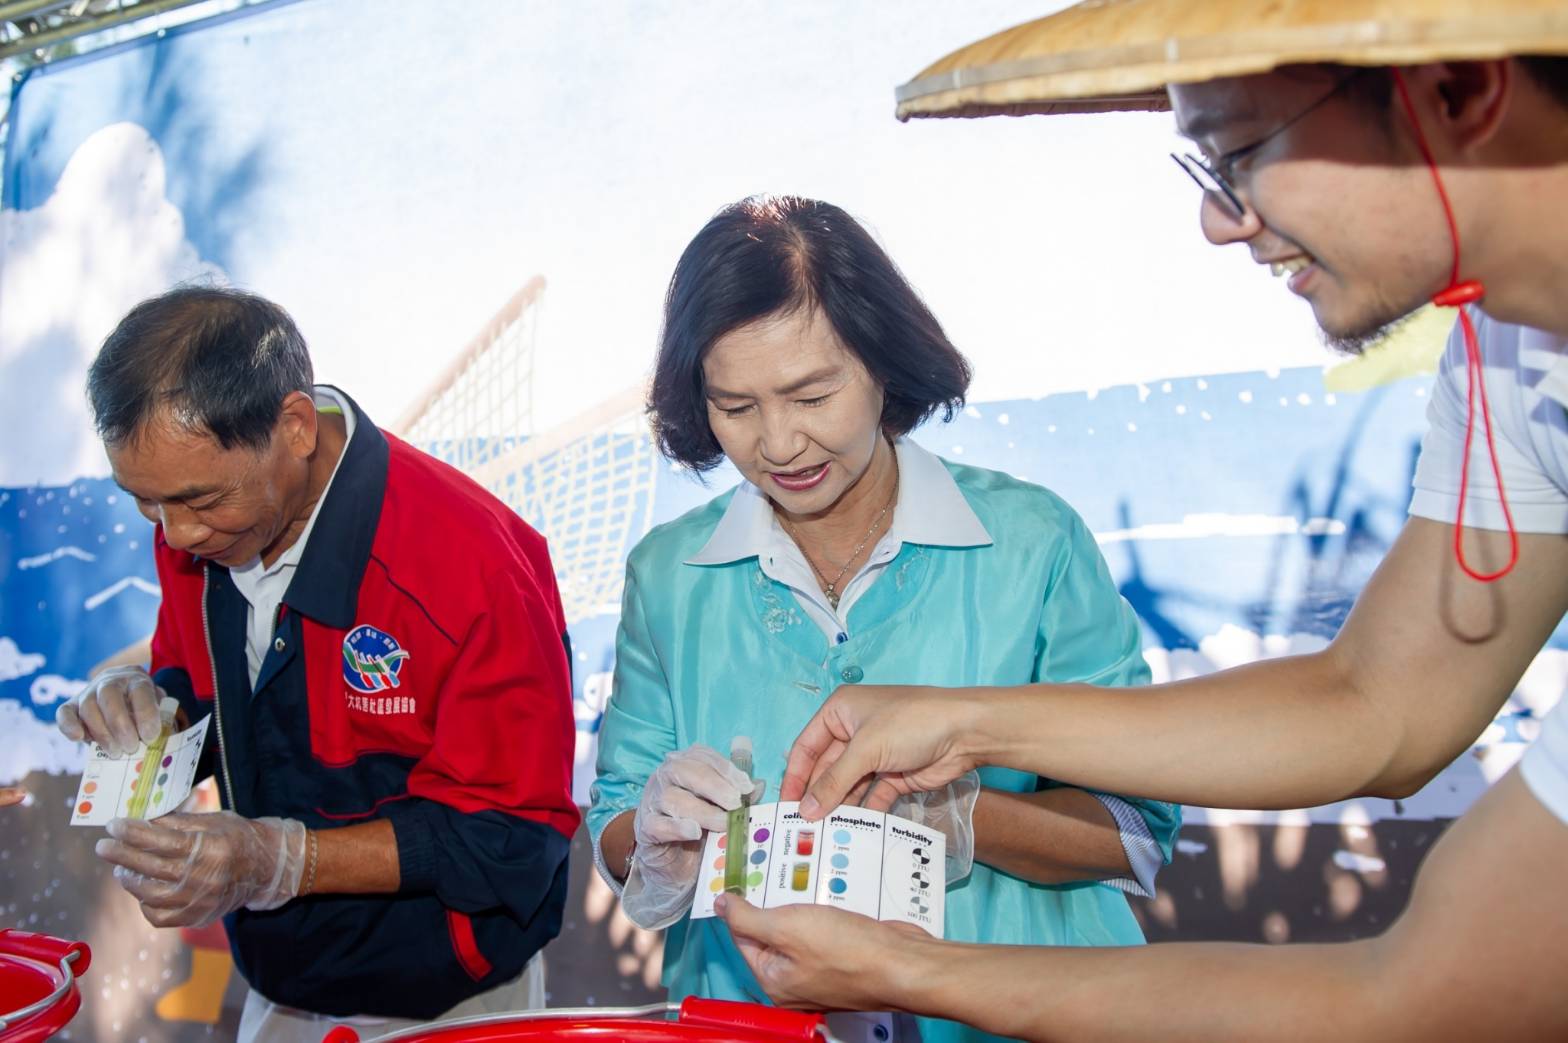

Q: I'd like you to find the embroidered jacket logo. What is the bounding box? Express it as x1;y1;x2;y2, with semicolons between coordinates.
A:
342;624;410;694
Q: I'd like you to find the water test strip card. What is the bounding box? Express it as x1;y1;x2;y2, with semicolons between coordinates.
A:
689;801;945;937
70;715;211;827
691;803;778;917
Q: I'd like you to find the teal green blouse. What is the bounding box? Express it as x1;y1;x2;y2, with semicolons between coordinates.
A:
589;458;1180;1043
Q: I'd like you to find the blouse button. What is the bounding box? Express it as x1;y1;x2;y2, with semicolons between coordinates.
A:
273;637;286;653
840;665;863;684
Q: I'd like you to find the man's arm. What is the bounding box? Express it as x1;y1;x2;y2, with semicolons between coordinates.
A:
793;518;1568;814
313;819;400;891
383;562;578;921
98;813;404;927
971;787;1132;884
722;768;1568;1041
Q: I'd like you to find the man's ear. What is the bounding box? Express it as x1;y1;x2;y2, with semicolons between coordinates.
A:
1410;61;1511;156
274;390;319;462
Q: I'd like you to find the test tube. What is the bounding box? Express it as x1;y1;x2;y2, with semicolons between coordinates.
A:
125;697;179;820
796;829;815;856
723;737;754;896
791;861;812;892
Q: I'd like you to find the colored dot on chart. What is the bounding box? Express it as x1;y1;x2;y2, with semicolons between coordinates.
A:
153;791;164;804
717;835;727;850
82;782;97;795
831;853;849;869
77;802;92;815
746;871;764;887
162;755;173;767
709;878;724;893
828;878;848;895
713;855;726;870
749;850;766;865
157;773;169;786
833;830;852;845
753;827;770;843
134;761;144;772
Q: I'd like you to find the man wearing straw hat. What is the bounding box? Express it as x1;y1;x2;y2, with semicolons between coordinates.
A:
717;2;1568;1037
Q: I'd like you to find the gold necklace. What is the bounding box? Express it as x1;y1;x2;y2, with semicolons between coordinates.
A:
780;453;899;610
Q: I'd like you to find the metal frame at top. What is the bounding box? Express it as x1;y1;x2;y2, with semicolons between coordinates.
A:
0;0;276;63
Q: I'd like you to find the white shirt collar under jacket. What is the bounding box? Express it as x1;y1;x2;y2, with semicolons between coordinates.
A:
229;386;356;688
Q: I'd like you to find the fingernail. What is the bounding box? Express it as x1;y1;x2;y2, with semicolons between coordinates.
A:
714;895;728;915
800;796;820;818
95;838;113;857
105;818;126;838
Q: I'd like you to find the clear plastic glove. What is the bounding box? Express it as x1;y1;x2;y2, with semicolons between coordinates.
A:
56;665;167;757
94;812;307;928
622;744;761;930
888;770;981;884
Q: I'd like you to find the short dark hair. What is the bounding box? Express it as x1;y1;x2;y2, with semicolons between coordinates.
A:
649;195;971;471
88;285;313;451
1308;55;1568;113
1519;56;1568;110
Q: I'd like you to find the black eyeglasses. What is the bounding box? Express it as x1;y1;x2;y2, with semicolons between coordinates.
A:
1171;70;1368;222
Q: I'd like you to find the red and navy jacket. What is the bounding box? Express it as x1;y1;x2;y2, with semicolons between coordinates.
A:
148;388;580;1020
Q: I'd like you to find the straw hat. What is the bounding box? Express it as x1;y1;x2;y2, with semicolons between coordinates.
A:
896;0;1568;120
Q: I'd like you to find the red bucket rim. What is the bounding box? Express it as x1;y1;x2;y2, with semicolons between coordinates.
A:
321;999;843;1043
0;931;90;1043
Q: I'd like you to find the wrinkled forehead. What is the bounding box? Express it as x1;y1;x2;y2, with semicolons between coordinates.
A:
106;410;260;494
1170;68;1341;143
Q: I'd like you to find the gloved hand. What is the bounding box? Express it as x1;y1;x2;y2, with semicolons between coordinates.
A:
622;744;761;930
888;770;981;884
95;812;308;928
56;665;167;756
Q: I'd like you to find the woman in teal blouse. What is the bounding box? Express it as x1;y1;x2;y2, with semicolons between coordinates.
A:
590;196;1179;1043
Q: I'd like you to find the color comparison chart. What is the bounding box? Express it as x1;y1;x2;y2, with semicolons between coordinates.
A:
690;801;945;936
70;716;211;826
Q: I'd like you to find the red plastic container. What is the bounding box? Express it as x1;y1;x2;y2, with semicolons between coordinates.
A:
321;997;841;1042
0;930;93;1043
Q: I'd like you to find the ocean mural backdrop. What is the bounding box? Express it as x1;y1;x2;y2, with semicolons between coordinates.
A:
3;1;1559;1037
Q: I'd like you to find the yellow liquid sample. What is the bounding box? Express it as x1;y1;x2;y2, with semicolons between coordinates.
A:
125;728;170;819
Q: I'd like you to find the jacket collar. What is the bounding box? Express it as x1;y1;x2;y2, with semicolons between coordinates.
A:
225;385;384;627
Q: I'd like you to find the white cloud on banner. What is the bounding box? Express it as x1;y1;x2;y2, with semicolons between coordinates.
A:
0;637;45;681
0;122;223;486
0;700;84;784
29;674;86;707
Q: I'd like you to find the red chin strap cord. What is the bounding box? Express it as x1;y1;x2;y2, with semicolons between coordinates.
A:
1391;68;1518;582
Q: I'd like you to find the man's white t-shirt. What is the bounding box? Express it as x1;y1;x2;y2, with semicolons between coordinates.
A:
228;387;354;689
1408;312;1568;822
